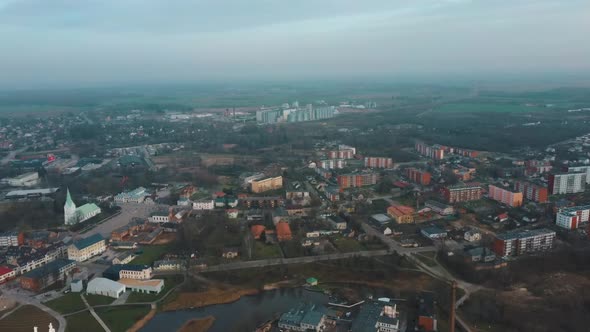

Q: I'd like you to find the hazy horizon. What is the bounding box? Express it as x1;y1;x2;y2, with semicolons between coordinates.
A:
1;0;589;89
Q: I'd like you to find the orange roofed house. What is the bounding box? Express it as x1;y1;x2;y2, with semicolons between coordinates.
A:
276;221;292;242
250;225;266;240
387;205;415;224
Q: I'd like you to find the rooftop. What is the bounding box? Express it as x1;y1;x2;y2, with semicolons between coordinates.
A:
72;234;104;250
118;278;163;288
421;226;447;235
22;259;74;279
496;228;555;241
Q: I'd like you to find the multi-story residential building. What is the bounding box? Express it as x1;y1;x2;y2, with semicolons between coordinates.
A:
492;229;555;257
425;200;454;215
337;172;379;190
548;172;587;194
318;159;346;169
256;109;283;124
514;180;549;203
0;171;40;187
20;259;76;291
67;234;106;262
488;184;523;207
103;264;153;281
325;186;340;202
556;205;590;230
0;231;24;247
406;168;431;186
568;165;590;184
240;196;284;209
415;141;445;160
327;144;356;159
364;157;393;169
192;199;214;210
240;172;266;188
8;243;67;275
442;183;483;203
251;176;283;193
525;160;553;175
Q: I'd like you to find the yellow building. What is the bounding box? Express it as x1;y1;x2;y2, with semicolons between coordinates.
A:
251;176;283;193
67;234;106;262
387;205;415;224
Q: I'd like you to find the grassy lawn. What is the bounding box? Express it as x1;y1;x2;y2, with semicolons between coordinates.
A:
0;305;59;332
126;275;184;303
435;102;543;113
86;294;115;306
369;199;390;214
130;245;170;265
65;312;104;332
332;236;365;252
413;253;437;267
96;305;151;332
253;242;282;259
44;293;86;314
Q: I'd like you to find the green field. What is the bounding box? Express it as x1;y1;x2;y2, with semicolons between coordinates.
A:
65;312;104;332
130;245;170;265
253;242;283;259
45;293;86;314
332;236;365;252
435;102;543;113
0;305;59;332
86;294;115;306
96;306;151;332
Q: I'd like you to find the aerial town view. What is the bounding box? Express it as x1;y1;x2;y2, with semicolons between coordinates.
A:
0;1;589;332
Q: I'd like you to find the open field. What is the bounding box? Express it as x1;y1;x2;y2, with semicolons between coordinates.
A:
65;311;104;332
332;236;365;252
253;241;283;259
45;293;86;314
96;305;151;332
131;245;170;265
86;294;115;306
0;305;59;332
434;102;544;113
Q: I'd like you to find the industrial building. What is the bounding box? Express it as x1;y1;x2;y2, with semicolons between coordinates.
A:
87;277;126;299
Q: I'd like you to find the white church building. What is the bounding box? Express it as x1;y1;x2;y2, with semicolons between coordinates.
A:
64;189;102;225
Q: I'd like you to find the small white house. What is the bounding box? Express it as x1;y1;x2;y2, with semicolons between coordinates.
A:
70;279;83;293
464;230;482;242
383;227;393;236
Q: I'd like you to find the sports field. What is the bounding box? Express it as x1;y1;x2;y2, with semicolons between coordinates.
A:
435;102;543;113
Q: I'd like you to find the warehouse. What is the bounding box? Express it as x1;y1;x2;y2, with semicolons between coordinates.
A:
87;277;126;299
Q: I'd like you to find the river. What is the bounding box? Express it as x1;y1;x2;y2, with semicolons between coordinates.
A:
141;285;397;332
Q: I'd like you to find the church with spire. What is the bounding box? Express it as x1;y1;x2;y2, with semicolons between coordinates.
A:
64;188;102;225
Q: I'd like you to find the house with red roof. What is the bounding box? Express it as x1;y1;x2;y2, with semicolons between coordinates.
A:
0;266;16;284
276;222;292;242
250;225;266;240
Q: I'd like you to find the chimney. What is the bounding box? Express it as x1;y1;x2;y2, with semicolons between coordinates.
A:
450;280;457;332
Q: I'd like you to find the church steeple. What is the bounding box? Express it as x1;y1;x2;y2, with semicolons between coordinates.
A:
64;188;77;225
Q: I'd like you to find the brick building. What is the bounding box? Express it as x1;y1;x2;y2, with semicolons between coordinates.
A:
405;168;431;186
488;184;523;207
492;229;555;257
513;180;548;203
364;157;393;169
337;172;379;190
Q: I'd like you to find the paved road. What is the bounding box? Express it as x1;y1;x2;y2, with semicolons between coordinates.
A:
81;294;110;332
82;203;159;238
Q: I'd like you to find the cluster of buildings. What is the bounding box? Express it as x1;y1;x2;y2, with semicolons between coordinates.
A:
415;141;479;160
364;157;393;169
63;189;102;226
256;105;336;124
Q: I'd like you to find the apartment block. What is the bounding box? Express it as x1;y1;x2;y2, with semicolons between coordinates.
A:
568;165;590;184
513;180;548;203
556;205;590;230
318;159;345;170
415;142;445;160
327;145;356;159
251;176;283;193
442;183;483;203
337;172;379;190
0;231;24;247
488;184;523;207
492;229;555;257
548;172;587;194
406;168;431;186
364;157;393;169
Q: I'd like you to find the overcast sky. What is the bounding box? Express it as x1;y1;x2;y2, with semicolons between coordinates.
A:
0;0;589;87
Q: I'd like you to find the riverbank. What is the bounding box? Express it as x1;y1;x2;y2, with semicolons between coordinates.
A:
163;286;259;311
178;316;215;332
127;307;157;332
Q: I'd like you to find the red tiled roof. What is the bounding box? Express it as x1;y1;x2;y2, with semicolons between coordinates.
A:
387;205;415;217
276;222;292;241
250;225;266;239
0;266;13;276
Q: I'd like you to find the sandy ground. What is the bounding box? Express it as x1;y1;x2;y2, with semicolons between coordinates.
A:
177;316;215;332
